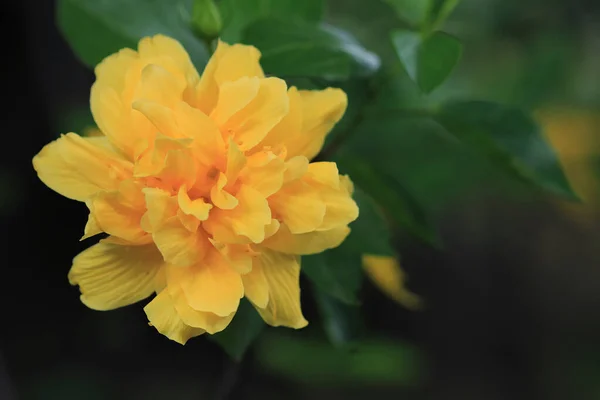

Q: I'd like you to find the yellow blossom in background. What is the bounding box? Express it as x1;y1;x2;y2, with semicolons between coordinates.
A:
362;255;421;310
33;35;358;344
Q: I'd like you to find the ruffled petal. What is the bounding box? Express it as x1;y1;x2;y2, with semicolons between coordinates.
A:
194;41;264;114
262;224;350;255
268;180;326;234
144;289;205;345
286;88;347;160
167;251;244;316
32;133;132;201
153;218;209;267
170;286;235;334
69;241;164;310
205;185;271;243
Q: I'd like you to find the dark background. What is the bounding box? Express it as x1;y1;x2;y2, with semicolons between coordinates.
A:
3;0;600;399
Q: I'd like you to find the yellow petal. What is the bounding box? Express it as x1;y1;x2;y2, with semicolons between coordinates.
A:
141;188;178;233
316;185;359;231
170;286;234;334
33;133;132;201
362;255;421;310
153;217;209;267
241;258;269;309
287;88;348;160
88;183;147;243
144;289;205;345
282;156;309;183
174;102;225;167
205;185;271;243
211;241;254;274
90;83;155;159
177;186;212;220
305;162;340;189
133;63;186;108
213;41;264;86
69;241;164;310
239;150;286;197
254;250;307;328
137;35;199;86
262;224;350;255
194;41;264;114
268;180;326;234
168;251;244;316
210;172;239;210
220;77;289;151
225;139;247;185
260;86;303;150
211;76;260;127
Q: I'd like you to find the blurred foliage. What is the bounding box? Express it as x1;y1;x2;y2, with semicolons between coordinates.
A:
50;0;600;391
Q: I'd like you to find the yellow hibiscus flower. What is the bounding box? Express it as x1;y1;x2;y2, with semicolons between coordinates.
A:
33;35;358;344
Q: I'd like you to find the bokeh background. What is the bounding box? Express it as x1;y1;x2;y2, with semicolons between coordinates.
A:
2;0;600;399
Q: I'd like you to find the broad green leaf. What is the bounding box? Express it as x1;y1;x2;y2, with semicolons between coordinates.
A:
391;30;462;93
57;0;209;69
314;290;363;348
344;188;395;256
336;155;440;247
301;243;363;305
435;101;577;199
256;333;424;385
243;19;380;79
209;300;264;361
218;0;323;42
383;0;429;26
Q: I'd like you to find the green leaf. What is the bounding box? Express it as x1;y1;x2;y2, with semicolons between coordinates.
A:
426;0;461;29
435;101;577;199
344;188;395;256
314;290;363;348
302;243;363;305
57;0;209;69
209;300;264;361
218;0;323;42
336;155;440;247
256;333;424;385
383;0;429;26
242;19;380;79
391;30;462;93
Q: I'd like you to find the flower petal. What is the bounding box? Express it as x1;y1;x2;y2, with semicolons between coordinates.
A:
239;151;286;197
210;172;239;210
69;241;164;310
268;180;326;234
141;188;178;233
262;224;350;255
144;289;205;345
33;133;132;201
153;217;209;267
194;41;264;114
170;286;235;334
88;182;148;243
168;251;244;316
254;250;307;328
362;255;421;310
205;185;271;243
220;77;289;151
211;77;260;127
177;186;212;221
287;88;348;160
241;258;269;309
